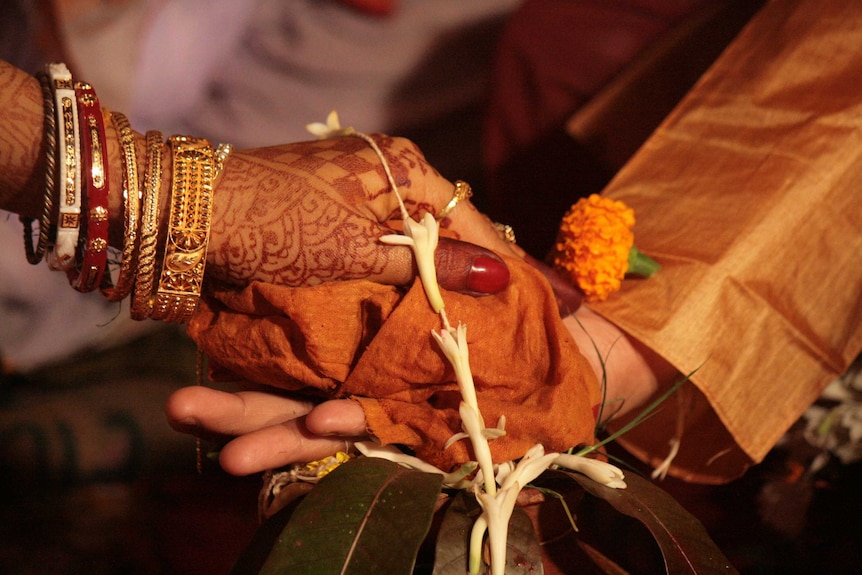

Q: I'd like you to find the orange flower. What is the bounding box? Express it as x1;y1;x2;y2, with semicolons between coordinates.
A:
552;194;656;302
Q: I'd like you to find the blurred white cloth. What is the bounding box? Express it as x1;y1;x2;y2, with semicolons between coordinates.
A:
0;217;155;372
63;0;520;146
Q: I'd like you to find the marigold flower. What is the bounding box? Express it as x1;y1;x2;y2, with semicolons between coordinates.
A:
552;194;657;302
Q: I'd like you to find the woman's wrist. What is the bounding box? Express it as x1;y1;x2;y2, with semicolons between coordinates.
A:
0;60;158;252
0;61;47;219
562;306;673;422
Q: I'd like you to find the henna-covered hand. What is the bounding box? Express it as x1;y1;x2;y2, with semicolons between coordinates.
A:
206;134;510;294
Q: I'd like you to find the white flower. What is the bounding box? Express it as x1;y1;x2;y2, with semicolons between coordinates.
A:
472;485;519;575
444;426;506;450
460;402;497;497
554;453;627;489
380;212;445;312
305;110;354;139
500;444;558;492
468;446;557;575
431;322;479;409
354;441;477;487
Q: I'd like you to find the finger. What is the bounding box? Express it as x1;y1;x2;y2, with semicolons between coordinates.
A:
446;199;525;261
364;236;510;295
165;387;314;437
218;419;360;476
434;238;511;296
305;399;368;437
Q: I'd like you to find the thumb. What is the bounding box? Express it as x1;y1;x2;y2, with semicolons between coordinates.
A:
368;236;510;295
435;237;511;295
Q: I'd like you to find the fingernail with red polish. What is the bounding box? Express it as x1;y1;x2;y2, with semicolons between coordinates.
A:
467;255;510;294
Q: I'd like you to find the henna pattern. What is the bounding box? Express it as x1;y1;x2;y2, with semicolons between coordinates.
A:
0;64;45;218
206;136;448;287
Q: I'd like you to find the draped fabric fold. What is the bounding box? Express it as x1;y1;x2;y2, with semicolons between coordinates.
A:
591;0;862;483
188;257;601;471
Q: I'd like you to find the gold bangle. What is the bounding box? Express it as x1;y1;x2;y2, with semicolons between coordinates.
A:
101;111;141;302
22;71;57;265
130;130;164;320
436;180;473;221
150;135;215;323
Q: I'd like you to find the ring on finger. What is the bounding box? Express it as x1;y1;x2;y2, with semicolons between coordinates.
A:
493;222;517;244
437;180;473;221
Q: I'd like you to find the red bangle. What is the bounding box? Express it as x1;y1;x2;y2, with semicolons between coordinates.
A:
68;82;110;292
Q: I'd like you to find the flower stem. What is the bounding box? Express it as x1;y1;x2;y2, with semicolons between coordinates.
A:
627;246;660;277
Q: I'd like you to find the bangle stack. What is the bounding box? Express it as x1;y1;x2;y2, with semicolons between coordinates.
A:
23;62;230;323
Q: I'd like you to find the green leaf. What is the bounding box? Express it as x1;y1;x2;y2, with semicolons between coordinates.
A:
561;470;738;574
433;491;543;575
256;457;443;575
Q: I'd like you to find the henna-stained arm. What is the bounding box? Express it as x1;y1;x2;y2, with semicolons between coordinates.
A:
0;59;509;294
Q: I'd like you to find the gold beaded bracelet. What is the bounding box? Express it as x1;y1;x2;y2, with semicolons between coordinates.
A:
150;135;215;323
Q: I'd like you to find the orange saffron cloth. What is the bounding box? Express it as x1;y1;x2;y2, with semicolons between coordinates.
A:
187;256;601;471
587;0;862;482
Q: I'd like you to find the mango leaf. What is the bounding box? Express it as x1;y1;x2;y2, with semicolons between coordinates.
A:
432;491;543;575
560;470;738;574
230;493;307;575
255;457;443;575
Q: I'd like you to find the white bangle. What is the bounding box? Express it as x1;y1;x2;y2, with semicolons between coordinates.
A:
45;62;82;271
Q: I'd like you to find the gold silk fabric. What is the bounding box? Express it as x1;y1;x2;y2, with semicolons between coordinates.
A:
591;0;862;483
188;257;601;471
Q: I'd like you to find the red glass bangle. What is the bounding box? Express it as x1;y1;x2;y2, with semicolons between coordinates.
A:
68;82;110;292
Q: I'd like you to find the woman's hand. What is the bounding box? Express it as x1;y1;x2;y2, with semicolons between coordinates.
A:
206;134;512;293
0;58;512;297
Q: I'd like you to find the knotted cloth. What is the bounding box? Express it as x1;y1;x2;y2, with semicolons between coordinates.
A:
188;256;600;470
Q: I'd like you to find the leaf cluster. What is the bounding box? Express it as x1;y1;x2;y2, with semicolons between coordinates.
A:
231;457;737;575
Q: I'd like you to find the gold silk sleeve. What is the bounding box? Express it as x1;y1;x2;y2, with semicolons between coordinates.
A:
589;0;862;483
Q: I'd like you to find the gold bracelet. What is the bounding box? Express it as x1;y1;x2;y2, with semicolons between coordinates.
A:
130;131;164;320
150;135;215;323
436;180;473;221
101;111;141;302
